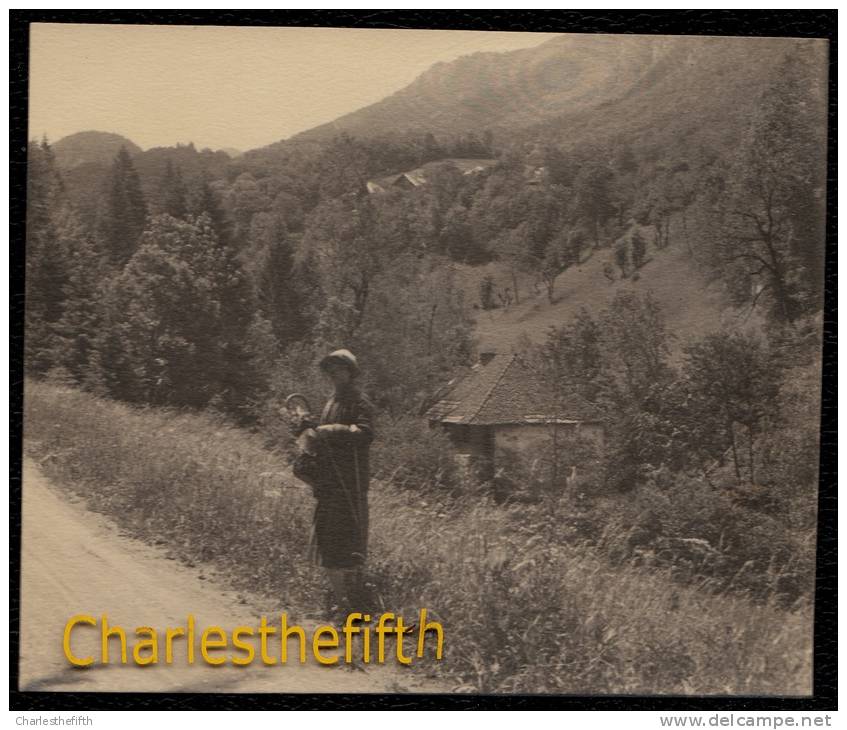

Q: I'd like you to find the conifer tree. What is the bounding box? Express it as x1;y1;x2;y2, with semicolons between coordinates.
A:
187;174;233;246
50;217;108;382
94;146;148;268
160;160;187;218
254;229;309;347
25;138;71;373
572;161;615;248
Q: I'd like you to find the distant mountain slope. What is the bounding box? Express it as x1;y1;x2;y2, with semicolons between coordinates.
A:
295;34;654;142
52;131;142;169
292;34;824;153
523;35;827;155
217;147;243;159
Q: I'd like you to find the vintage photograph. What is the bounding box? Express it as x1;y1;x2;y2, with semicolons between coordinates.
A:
18;22;829;696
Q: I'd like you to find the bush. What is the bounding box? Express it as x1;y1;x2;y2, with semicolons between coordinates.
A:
579;470;816;605
479;275;497;311
371;414;459;491
492;430;605;504
631;230;647;270
614;240;630;278
370;491;812;693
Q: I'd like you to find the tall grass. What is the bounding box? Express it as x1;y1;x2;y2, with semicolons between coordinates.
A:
23;379;812;695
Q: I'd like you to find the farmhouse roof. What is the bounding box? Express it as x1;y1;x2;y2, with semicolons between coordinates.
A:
367;158;497;194
425;353;604;426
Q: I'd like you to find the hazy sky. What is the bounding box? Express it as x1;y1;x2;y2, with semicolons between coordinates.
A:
29;23;559;151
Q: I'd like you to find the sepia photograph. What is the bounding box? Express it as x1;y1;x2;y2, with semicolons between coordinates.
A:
13;15;833;705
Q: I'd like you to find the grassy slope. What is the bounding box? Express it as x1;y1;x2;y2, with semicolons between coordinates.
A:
23;379;812;694
452;222;754;358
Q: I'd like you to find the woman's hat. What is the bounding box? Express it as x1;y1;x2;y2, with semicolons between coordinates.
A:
319;348;359;375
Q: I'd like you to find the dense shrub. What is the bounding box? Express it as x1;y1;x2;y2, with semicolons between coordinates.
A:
492;430;605;503
370;414;460;491
582;472;816;605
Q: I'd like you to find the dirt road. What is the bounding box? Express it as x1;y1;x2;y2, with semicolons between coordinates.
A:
18;458;437;694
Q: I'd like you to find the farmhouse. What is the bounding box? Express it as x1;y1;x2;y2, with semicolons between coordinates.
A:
424;352;605;483
367;158;497;194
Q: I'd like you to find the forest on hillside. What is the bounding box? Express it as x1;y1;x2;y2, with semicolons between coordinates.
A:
26;42;826;537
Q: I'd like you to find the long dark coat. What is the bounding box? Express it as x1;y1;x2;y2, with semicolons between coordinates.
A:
309;386;374;569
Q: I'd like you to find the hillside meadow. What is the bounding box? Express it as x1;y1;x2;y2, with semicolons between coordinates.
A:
23;378;813;695
453;221;741;357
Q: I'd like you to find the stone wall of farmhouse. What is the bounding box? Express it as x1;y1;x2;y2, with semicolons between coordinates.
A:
493;422;603;457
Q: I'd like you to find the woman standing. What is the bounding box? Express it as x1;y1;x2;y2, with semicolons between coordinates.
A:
300;349;374;616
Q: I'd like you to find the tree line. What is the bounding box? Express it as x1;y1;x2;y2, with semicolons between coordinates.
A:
25;133;479;423
25;52;824;436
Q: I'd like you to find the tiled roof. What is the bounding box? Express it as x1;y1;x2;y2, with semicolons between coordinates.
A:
425;353;604;426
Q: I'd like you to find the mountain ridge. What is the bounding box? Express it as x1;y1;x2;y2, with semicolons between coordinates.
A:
49;35;825;165
292;34;660;143
288;34;823;156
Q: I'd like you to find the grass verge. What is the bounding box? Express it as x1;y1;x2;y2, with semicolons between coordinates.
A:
23;379;812;694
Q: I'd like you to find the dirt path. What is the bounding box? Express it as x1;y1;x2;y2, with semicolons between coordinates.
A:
18;457;439;694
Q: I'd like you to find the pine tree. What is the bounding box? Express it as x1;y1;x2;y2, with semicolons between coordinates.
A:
50;218;108;382
572;161;616;248
290;246;324;339
25;138;71;374
211;218;265;421
187;175;232;244
94;146;148;268
160;160;187;218
256;232;310;347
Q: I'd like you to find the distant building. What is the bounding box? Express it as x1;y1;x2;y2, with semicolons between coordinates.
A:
424;352;605;484
367;158;497;194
